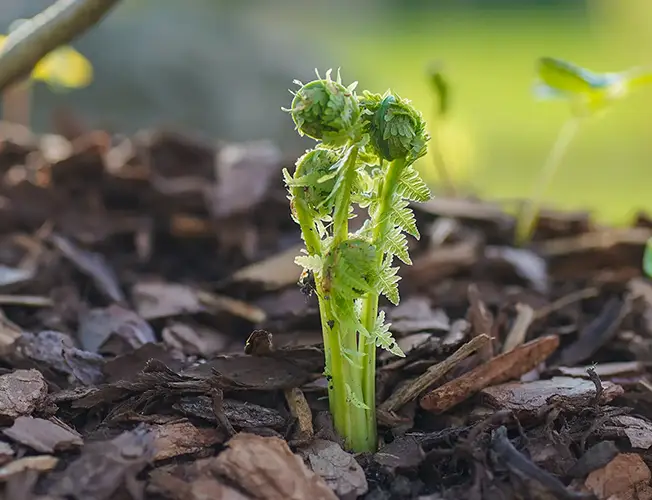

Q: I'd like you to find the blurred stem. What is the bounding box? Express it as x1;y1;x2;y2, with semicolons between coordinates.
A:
2;80;32;126
515;118;581;245
430;124;457;197
0;0;120;92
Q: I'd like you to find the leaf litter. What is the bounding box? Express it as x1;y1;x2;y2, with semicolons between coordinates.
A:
1;119;652;499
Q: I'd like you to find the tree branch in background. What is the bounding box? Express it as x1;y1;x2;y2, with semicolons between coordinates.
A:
0;0;121;92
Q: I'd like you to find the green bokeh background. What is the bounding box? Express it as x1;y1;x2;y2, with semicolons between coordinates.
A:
264;1;652;225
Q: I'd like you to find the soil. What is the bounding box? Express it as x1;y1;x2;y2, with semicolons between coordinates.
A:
0;116;651;500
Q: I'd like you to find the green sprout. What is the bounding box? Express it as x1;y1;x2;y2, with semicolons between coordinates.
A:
283;69;431;452
644;238;652;278
425;61;456;196
514;57;652;245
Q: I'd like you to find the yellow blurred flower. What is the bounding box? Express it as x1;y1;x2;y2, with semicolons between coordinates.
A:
0;33;93;89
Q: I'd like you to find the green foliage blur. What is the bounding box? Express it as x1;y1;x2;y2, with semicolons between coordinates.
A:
264;0;652;224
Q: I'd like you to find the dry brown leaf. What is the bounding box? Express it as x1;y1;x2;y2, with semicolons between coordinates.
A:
0;369;47;421
213;433;337;500
585;453;651;500
420;335;559;414
229;244;304;291
152;419;224;461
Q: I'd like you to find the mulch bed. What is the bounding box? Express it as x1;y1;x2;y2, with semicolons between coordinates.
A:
0;116;651;500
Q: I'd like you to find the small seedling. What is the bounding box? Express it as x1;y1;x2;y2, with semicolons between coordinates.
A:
0;18;93;126
283;69;431;452
426;62;456;196
515;57;652;245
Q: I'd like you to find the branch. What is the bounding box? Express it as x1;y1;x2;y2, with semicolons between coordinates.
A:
0;0;121;92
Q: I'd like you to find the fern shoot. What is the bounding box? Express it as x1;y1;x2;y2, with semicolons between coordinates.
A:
283;69;431;452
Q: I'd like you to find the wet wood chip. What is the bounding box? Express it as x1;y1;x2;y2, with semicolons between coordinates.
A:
0;369;47;421
213;432;337;500
585;453;652;500
420;335;559;414
152;419;225;461
3;416;83;453
481;377;623;416
299;439;368;499
0;455;58;481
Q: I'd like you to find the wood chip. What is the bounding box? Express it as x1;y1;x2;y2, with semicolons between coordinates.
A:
3;416;83;453
152;419;225;461
480;377;623;417
213;432;337;500
610;415;652;449
420;335;559;414
502;303;535;353
0;369;47;421
585;453;651;500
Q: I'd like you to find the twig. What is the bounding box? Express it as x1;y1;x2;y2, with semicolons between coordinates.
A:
378;334;491;415
502;303;535;353
0;0;121;91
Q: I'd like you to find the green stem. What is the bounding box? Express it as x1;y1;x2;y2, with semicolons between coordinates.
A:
515;118;581;245
359;157;406;452
329;144;370;451
291;195;348;435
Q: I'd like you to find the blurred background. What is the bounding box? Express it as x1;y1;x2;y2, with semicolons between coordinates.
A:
0;0;650;224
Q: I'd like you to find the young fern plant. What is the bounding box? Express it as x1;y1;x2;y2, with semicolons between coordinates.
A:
283;70;431;452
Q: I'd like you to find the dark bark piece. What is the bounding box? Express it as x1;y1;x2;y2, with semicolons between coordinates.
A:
3;416;83;453
174;396;287;430
48;424;155;500
558;296;630;367
102;342;179;383
13;330;104;385
490;426;594;500
567;441;619;478
374;435;425;474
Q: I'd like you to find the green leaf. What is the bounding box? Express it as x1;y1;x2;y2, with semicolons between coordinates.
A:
342;348;365;369
391;198;420;239
537;57;595;97
381;225;411;265
294;254;323;273
376;258;401;305
372;310;405;357
644;237;652;278
398;166;431;202
345;383;369;409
